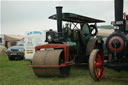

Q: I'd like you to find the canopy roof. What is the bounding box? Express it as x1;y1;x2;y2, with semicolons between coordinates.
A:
4;34;24;42
49;12;105;23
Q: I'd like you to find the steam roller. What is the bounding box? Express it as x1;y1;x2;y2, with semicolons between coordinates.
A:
31;6;105;77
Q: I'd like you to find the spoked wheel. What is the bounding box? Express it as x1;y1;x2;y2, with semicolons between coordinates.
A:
89;49;104;81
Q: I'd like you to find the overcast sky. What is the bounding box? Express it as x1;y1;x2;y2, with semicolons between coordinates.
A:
1;0;128;35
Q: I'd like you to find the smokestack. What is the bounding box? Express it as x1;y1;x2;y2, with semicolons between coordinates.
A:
114;0;123;21
56;6;63;36
114;0;124;31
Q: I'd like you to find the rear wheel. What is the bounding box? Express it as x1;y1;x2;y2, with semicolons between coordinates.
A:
21;56;24;60
60;66;71;77
89;49;104;81
59;51;71;77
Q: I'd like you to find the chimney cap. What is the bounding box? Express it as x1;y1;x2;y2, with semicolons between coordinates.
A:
56;6;63;8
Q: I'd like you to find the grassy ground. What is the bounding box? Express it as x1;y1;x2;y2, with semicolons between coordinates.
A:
0;55;128;85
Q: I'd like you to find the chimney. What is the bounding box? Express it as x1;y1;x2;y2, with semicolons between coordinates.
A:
114;0;124;31
56;6;63;36
114;0;123;21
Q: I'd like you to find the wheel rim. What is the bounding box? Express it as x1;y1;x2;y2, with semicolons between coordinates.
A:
94;51;104;80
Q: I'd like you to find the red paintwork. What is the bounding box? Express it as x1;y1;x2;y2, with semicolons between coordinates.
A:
109;36;124;52
5;41;8;48
126;15;128;19
34;44;72;67
69;32;72;36
94;51;104;80
72;29;75;33
31;64;72;68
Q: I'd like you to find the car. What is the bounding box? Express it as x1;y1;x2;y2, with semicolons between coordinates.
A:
7;40;24;60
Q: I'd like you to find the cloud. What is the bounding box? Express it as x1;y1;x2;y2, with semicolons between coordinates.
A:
1;0;128;35
1;1;57;24
1;1;114;24
1;20;57;35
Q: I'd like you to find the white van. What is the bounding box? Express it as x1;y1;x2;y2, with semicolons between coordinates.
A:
24;31;46;61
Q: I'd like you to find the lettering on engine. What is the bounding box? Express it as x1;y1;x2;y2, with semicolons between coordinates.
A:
111;21;124;25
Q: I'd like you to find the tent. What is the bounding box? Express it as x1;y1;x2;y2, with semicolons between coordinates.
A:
4;34;24;42
0;45;7;56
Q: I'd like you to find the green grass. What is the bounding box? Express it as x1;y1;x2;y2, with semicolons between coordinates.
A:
0;55;128;85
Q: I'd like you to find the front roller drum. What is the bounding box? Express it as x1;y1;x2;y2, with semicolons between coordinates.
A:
89;49;104;81
32;49;71;77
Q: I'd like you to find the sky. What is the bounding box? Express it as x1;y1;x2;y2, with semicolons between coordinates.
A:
1;0;128;35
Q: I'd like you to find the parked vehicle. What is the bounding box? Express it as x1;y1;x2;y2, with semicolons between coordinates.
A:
0;34;24;48
89;0;128;81
24;31;46;61
0;34;5;46
7;40;24;60
31;7;105;77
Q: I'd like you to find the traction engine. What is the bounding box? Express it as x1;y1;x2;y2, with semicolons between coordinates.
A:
89;0;128;81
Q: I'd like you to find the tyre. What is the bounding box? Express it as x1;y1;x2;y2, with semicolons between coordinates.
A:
89;49;104;81
8;56;15;60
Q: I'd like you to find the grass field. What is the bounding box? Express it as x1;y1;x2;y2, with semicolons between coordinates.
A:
0;55;128;85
